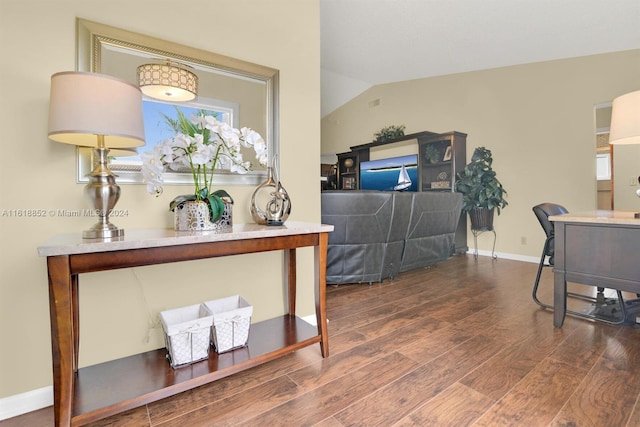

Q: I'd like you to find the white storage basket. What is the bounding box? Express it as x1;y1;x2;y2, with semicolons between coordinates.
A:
160;303;213;368
203;295;253;353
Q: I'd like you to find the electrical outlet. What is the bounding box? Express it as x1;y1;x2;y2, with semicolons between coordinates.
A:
521;236;527;245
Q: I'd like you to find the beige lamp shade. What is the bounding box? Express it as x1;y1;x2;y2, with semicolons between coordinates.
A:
609;90;640;145
48;71;145;148
137;63;198;102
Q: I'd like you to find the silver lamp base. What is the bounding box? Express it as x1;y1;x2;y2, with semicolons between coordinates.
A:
82;146;125;239
83;223;125;239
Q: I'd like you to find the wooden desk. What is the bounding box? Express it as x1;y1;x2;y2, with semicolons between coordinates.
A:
38;222;333;427
550;211;640;327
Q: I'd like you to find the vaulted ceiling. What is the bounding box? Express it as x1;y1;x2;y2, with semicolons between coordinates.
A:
320;0;640;117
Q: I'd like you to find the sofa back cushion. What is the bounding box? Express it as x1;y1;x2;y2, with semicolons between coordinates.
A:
321;191;396;283
321;191;394;244
383;192;413;279
400;192;462;272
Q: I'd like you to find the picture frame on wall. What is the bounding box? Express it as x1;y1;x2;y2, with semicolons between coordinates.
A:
342;177;356;189
443;145;452;161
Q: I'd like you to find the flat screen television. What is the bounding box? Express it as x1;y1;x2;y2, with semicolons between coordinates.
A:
360;154;419;192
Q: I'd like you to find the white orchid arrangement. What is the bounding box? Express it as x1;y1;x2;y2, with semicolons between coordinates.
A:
141;108;268;222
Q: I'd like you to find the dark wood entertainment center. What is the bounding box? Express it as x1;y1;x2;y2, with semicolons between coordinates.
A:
335;130;468;253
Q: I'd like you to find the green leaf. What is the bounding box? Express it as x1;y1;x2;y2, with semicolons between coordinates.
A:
212;189;234;203
198;187;209;200
206;194;224;223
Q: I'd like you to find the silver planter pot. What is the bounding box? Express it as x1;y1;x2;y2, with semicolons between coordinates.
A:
174;200;233;231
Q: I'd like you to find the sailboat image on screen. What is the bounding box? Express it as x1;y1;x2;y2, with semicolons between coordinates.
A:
394;164;412;191
359;154;419;192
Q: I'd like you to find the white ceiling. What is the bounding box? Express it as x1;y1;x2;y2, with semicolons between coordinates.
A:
320;0;640;117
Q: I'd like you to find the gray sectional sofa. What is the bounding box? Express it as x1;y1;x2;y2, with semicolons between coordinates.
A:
321;190;463;285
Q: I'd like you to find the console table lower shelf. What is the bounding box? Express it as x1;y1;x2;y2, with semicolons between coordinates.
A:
73;316;317;425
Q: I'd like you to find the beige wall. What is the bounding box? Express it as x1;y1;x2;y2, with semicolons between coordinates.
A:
0;0;320;398
322;49;640;257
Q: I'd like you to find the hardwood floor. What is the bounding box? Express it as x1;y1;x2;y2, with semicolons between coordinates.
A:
5;254;640;426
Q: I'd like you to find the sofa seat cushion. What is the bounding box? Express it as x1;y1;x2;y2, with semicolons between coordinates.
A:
326;243;387;284
400;234;456;272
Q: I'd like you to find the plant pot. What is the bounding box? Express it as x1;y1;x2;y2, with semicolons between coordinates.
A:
469;207;494;231
174;200;232;231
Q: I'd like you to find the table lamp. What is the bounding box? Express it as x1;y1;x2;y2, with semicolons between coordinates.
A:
48;71;145;238
609;89;640;218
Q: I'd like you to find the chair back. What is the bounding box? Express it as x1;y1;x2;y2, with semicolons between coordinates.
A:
532;203;568;239
533;203;568;261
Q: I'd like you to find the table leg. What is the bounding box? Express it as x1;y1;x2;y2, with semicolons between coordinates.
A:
315;232;329;357
553;221;567;327
553;222;567;327
285;248;296;316
72;275;79;373
553;271;567;327
47;256;75;427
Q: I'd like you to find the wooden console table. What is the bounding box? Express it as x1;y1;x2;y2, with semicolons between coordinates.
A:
38;222;333;427
550;211;640;327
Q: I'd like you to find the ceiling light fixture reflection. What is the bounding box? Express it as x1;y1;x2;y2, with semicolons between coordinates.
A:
137;61;198;102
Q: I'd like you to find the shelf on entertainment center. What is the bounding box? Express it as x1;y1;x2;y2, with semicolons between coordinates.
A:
337;151;367;190
349;131;439;151
73;316;318;425
422;161;451;167
418;131;468;252
423;186;453;191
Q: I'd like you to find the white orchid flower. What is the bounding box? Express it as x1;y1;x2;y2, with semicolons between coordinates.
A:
141;110;268;201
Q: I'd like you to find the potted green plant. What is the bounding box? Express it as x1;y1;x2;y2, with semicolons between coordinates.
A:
373;124;405;142
423;144;440;163
454;146;508;230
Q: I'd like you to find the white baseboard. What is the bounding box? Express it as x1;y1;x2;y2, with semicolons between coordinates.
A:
1;254;531;421
301;314;318;326
0;386;52;421
468;249;539;264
